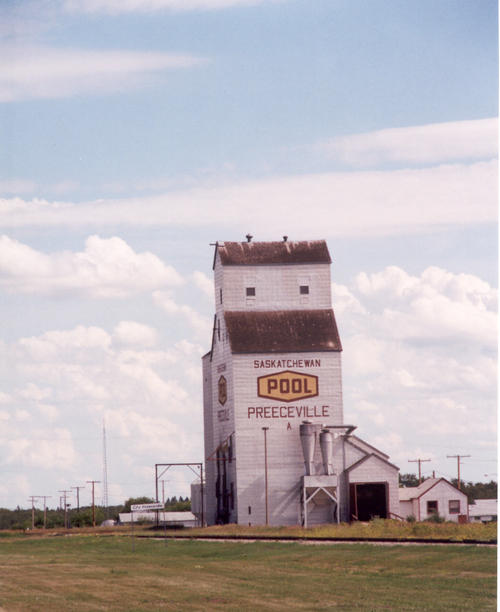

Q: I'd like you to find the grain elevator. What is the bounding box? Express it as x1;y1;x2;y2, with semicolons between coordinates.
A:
202;238;400;525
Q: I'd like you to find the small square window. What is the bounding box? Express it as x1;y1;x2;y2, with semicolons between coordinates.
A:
427;500;438;514
449;500;460;514
246;287;256;297
300;285;309;295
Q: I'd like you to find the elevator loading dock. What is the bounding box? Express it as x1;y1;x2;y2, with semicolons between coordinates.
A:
350;483;388;521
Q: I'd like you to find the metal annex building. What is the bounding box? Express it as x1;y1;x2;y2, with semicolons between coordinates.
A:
202;238;401;526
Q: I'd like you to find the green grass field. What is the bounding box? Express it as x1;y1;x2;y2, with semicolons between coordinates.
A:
0;534;496;611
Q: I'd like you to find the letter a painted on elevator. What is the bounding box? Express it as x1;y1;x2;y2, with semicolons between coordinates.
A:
257;370;318;402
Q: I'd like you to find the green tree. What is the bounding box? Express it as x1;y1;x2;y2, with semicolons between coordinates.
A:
71;507;105;527
165;498;191;511
399;473;420;487
451;480;497;503
122;497;156;513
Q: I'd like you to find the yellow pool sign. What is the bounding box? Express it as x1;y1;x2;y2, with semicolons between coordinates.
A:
257;370;318;402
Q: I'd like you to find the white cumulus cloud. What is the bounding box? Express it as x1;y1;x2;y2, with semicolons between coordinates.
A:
0;234;183;298
0;322;206;506
113;321;159;347
153;290;212;338
4;428;77;469
336;266;497;479
353;266;497;348
192;270;214;299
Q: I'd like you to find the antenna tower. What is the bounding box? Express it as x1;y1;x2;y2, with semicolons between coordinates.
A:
102;418;109;515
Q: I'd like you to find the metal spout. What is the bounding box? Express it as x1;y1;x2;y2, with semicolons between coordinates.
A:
299;421;315;475
319;429;334;475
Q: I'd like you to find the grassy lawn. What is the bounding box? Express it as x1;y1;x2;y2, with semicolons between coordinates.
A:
0;534;496;611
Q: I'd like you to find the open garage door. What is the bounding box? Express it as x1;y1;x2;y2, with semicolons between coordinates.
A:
350;483;387;521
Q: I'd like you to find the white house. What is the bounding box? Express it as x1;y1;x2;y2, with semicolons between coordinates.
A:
399;478;468;522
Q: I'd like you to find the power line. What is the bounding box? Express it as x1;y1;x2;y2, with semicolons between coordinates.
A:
37;495;52;529
447;454;471;490
58;490;71;528
408;458;431;484
27;496;39;530
86;480;100;527
71;486;84;512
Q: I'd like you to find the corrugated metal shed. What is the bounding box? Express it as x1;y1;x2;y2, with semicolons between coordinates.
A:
224;309;342;353
215;240;332;267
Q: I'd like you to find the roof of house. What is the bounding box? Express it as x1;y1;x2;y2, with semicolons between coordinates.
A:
214;240;332;268
399;477;466;502
468;499;497;516
224;309;342;353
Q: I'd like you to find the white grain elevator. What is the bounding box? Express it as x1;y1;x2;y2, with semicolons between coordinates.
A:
202;239;400;526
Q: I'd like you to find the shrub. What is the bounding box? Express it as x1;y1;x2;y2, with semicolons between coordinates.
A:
425;513;445;523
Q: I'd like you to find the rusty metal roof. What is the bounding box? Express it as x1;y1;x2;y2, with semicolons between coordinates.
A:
214;240;331;268
224;309;342;353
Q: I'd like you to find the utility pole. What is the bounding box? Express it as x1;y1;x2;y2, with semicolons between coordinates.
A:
71;486;85;512
408;458;431;484
86;480;100;527
28;496;39;529
38;496;52;529
262;427;269;526
447;455;471;490
58;490;71;528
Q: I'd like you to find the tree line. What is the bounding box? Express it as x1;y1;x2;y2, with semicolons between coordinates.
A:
0;496;191;530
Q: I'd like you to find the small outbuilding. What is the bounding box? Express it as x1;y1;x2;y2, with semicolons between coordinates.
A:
345;437;401;521
399;477;468;522
468;499;497;523
118;511;198;527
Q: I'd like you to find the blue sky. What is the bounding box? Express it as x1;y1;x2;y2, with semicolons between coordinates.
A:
0;0;497;510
